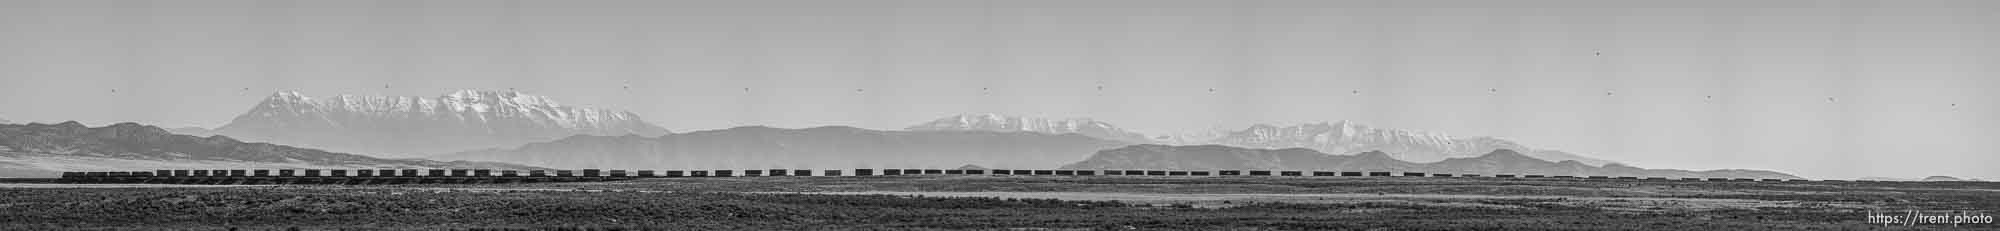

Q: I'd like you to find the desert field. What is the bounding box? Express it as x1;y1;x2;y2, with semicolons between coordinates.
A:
3;175;1996;230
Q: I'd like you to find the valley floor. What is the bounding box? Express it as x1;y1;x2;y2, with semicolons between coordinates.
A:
3;175;1996;230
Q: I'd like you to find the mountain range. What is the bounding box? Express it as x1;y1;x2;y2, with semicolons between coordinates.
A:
0;121;534;178
209;90;670;158
1200;121;1614;165
906;113;1153;144
1062;144;1800;179
904;115;1613;166
435;126;1131;170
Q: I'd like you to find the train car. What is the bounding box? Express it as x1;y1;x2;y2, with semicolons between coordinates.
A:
882;169;902;175
582;169;603;177
923;169;943;175
1054;170;1075;176
1219;170;1242;176
1191;171;1212;176
852;169;873;176
1495;174;1517;178
637;170;657;177
945;170;965;175
1279;171;1302;176
1402;172;1426;177
1144;171;1167;176
1076;170;1097;176
555;170;576;177
609;170;628;177
767;169;787;176
690;170;709;177
1523;175;1546;178
475;169;495;177
964;169;985;175
1124;170;1146;175
1104;170;1124;176
356;169;375;177
990;169;1012;175
665;170;684;177
1461;174;1483;177
172;170;190;177
192;170;210;177
743;170;764;176
1312;171;1337;176
403;169;422;177
1012;170;1032;175
1367;172;1392;177
1247;171;1272;176
329;169;348;177
228;170;248;177
1167;171;1189;176
1586;176;1610;179
1617;177;1640;180
252;170;271;177
713;170;734;177
822;170;842;176
501;170;520;177
379;169;399;177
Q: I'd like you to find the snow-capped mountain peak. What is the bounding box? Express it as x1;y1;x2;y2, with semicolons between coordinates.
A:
215;90;670;158
1202;121;1612;166
907;113;1149;143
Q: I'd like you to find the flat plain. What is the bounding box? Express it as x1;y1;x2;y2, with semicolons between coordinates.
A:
3;175;1996;230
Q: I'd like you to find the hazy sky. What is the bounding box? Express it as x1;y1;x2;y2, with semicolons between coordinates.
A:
0;0;1993;180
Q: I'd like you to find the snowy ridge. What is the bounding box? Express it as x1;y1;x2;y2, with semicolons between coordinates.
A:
215;90;669;157
256;90;647;133
1203;121;1615;166
906;113;1150;143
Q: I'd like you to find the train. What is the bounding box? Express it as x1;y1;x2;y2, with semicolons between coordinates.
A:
49;168;1819;185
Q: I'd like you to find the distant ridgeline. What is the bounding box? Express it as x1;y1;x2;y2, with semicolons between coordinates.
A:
1063;144;1802;180
0;121;535;178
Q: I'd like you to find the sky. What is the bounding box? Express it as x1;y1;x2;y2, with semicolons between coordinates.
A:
0;0;1993;180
